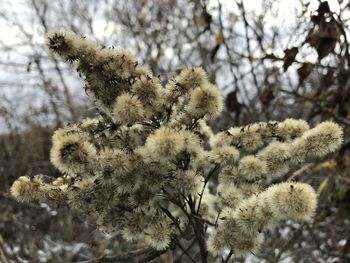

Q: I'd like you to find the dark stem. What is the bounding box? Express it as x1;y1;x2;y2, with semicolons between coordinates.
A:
159;205;184;234
196;164;221;214
174;238;196;263
188;195;208;263
138;249;169;263
175;238;197;263
222;250;233;263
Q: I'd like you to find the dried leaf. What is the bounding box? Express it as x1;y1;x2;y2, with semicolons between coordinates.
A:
306;20;340;60
319;160;337;169
317;177;329;194
216;31;224;45
297;62;314;83
311;15;322;25
317;38;337;60
260;84;275;107
305;32;321;48
196;7;212;31
282;47;298;72
319;20;341;40
225;91;241;113
311;1;330;25
210;44;221;62
317;1;330;17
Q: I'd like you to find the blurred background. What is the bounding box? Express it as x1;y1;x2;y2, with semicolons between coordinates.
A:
0;0;350;262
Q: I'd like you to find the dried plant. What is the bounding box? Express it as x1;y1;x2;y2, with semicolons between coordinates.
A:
10;31;344;262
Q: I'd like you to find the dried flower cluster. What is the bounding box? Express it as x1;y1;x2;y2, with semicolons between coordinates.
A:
10;31;344;260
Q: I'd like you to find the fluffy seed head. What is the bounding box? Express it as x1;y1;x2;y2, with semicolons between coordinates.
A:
10;176;61;203
207;228;229;256
238;156;267;181
113;93;145;125
263;182;317;221
46;31;77;59
99;49;137;80
217;183;244;209
78;118;100;132
10;176;40;202
291;121;343;162
195;119;214;140
233;195;272;237
277;118;310;140
50;131;96;174
198;188;218;221
227;127;264;151
178;129;202;154
187;83;223;118
217;182;261;209
131;75;162;106
175;66;208;93
210;146;240;165
257;142;291;179
98;148;131;175
208;208;265;257
144;213;174;250
174;169;203;196
143;127;184;161
209;131;232;148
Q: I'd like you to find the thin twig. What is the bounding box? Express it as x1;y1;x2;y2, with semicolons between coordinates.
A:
174;238;196;263
221;250;233;263
196;164;221;214
0;235;9;263
159;205;184;234
175;238;197;263
280;88;350;126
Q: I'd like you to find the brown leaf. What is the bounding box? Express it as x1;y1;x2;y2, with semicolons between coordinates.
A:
307;20;340;60
201;7;212;31
319;20;341;40
311;1;330;25
260;84;275;107
317;1;330;17
225;91;241;113
282;47;298;72
311;15;322;25
196;6;212;31
317;38;337;60
210;44;221;62
320;69;334;90
305;32;321;48
297;62;314;83
216;31;224;45
337;69;350;85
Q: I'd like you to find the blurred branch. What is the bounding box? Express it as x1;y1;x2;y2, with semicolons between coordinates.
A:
0;235;9;263
280;88;350;126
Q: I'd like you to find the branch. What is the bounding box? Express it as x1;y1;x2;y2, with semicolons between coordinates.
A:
81;248;152;263
174;238;196;263
221;250;233;263
236;0;261;97
175;238;197;263
188;195;208;263
196;164;221;214
0;235;9;263
139;249;169;263
159;205;184;234
280;88;350;126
